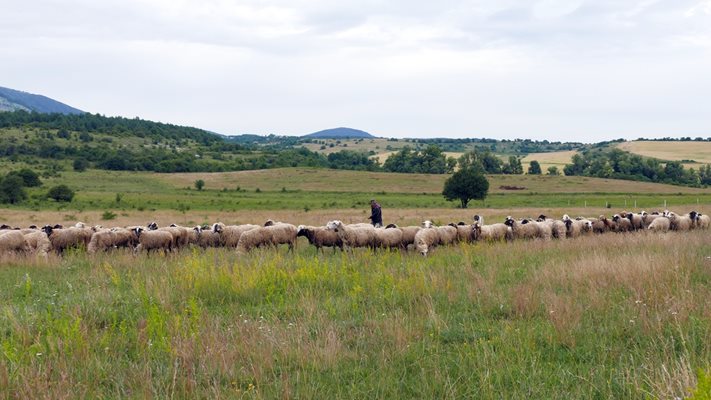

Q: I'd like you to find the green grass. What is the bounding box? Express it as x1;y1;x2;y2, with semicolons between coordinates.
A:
1;231;710;398
4;168;708;213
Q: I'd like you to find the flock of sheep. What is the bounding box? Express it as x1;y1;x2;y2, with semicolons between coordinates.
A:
0;209;708;259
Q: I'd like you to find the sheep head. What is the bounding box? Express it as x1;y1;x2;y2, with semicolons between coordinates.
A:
385;224;398;229
42;225;54;236
562;214;571;222
504;217;514;227
326;220;342;231
147;222;158;230
421;220;434;229
212;223;224;233
133;227;144;238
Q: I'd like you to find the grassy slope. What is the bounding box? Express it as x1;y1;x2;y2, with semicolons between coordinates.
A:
0;231;709;398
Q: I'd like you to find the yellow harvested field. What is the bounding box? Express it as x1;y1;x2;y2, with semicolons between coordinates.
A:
372;151;463;164
617;141;711;165
520;150;577;171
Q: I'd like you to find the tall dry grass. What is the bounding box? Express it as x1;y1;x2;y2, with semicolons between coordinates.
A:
0;230;709;398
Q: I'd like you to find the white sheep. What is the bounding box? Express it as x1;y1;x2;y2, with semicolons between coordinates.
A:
536;215;567;239
132;227;173;254
23;230;51;258
472;216;511;242
326;220;375;250
414;222;440;256
373;226;404;250
611;214;633;233
561;215;593;238
667;212;693;231
505;217;551;240
689;211;710;230
212;222;261;247
648;216;671;232
42;226;94;253
87;228;137;253
0;230;30;255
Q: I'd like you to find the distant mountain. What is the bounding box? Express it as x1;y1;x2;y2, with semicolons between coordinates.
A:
0;86;84;114
303;127;375;139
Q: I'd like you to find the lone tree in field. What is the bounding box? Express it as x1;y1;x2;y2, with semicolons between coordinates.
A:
194;179;205;191
528;160;542;175
442;166;489;208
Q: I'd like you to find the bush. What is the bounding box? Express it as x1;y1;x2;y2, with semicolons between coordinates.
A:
73;158;89;172
102;210;117;220
0;174;28;204
195;179;205;191
7;168;42;187
47;185;75;202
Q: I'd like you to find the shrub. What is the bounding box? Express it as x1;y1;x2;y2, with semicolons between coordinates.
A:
102;210;117;220
73;159;89;172
47;185;75;202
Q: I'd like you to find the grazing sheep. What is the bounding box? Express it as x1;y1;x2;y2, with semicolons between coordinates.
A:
536;215;567;239
147;222;190;248
186;226;202;246
561;215;593;238
505;217;551;240
212;222;260;247
87;228;137;253
399;226;421;250
448;223;474;243
437;225;459;245
648;216;671;232
195;226;221;248
373;226;404;250
265;223;298;250
296;225;343;252
626;213;644;230
414;221;440;256
133;227;173;254
589;216;611;234
611;214;633;233
42;226;94;253
689;211;710;230
667;212;693;231
597;215;617;233
23;231;51;257
325;220;375;250
472;216;511;242
0;230;30;254
235;227;270;252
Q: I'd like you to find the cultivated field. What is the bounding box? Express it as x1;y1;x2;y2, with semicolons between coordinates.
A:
520;150;577;171
618;141;711;166
1;229;710;398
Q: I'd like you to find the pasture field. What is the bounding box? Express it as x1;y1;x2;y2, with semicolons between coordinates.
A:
618;141;711;166
1;230;711;398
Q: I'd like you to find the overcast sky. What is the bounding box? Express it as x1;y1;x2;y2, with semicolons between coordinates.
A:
2;0;711;141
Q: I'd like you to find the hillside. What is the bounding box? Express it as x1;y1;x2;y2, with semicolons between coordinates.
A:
0;86;84;114
303;127;375;139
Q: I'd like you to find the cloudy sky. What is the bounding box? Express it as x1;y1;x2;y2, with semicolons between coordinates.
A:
2;0;711;141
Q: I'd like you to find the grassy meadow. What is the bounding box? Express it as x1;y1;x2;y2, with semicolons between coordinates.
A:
2;167;711;398
1;231;711;398
1;168;707;222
